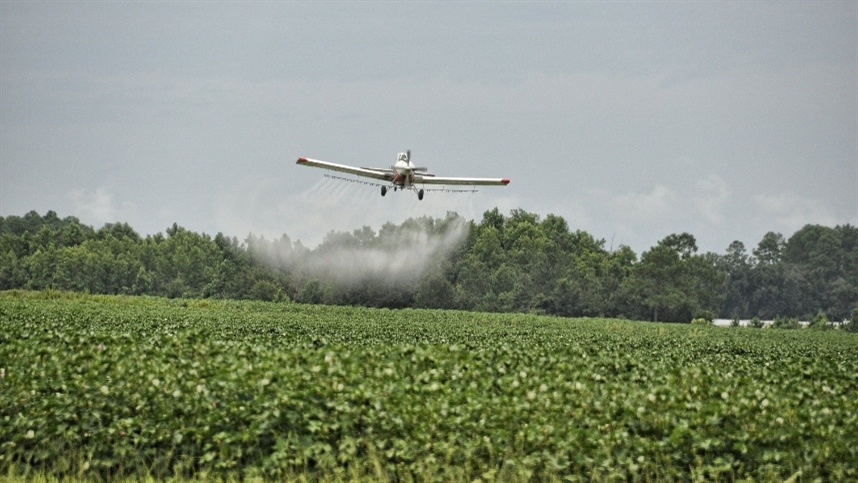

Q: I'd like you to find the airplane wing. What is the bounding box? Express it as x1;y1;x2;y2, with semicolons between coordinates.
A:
296;157;391;182
415;175;511;186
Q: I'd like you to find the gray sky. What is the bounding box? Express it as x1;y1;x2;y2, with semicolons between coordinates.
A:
2;2;856;254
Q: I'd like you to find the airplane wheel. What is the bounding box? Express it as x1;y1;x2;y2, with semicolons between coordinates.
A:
418;189;424;201
381;186;387;196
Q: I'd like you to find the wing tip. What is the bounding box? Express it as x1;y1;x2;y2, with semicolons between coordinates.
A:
297;157;309;164
502;178;511;185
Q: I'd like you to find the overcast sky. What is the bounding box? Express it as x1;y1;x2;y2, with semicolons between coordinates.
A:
2;2;856;254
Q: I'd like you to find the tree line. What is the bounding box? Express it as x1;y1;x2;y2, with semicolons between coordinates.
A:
1;209;856;324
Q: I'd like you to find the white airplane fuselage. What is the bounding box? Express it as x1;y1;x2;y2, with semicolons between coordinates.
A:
391;154;416;187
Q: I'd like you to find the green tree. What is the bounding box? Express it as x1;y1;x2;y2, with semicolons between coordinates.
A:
0;249;21;289
603;245;637;317
781;224;857;320
415;266;456;309
772;315;801;330
809;310;831;330
249;280;284;302
719;240;752;317
59;219;90;247
629;242;688;322
622;233;724;322
754;231;785;265
730;314;740;327
299;279;324;304
149;224;222;297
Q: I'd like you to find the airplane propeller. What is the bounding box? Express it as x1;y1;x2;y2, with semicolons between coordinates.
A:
406;149;429;171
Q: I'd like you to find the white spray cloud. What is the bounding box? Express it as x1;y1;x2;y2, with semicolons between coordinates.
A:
251;213;469;288
312;218;466;284
215;169;497;288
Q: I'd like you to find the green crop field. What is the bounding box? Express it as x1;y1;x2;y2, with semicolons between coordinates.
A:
1;291;856;482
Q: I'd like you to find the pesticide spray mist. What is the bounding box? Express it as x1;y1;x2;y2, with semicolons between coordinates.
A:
250;211;470;301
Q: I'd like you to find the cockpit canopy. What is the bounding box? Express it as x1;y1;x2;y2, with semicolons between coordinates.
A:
397;152;408;162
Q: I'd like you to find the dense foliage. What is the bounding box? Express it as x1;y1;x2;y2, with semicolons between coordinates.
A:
1;210;856;321
0;211;287;302
2;293;856;481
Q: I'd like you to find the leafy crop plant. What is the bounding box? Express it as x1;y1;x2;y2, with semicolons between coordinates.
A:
1;291;856;481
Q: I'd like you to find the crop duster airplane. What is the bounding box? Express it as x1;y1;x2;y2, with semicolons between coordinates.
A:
296;150;510;200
